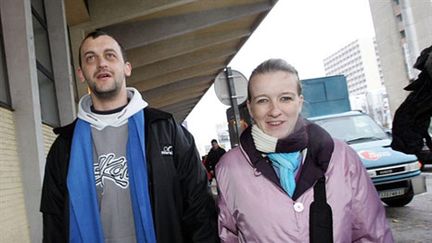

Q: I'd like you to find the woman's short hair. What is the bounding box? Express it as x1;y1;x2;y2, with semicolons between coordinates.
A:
247;58;302;101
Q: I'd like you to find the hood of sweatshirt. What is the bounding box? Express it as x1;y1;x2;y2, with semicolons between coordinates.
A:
77;87;148;130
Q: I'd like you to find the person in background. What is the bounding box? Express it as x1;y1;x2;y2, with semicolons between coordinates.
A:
40;30;218;243
216;58;393;242
201;155;213;182
205;139;226;182
391;45;432;167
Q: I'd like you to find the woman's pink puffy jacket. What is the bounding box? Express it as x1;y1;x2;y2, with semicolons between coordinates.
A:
216;139;394;243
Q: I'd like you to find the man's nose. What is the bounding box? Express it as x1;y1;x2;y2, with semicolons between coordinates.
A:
97;56;108;68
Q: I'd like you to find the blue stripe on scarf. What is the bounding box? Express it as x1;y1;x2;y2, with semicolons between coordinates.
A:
127;110;156;243
268;152;301;197
67;110;156;243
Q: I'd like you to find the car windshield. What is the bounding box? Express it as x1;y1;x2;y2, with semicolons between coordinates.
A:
313;114;388;144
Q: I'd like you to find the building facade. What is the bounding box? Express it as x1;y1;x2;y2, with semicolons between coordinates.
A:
323;38;391;127
368;0;432;116
0;0;75;242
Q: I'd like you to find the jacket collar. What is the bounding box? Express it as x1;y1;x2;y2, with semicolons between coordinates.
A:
53;107;172;140
53;120;77;139
240;119;334;200
240;127;281;187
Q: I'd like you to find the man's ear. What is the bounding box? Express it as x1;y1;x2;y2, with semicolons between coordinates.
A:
77;67;86;83
124;62;132;77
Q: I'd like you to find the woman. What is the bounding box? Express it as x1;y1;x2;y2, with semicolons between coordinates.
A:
215;59;393;242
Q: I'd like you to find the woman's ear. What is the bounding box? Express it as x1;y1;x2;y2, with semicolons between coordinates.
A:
247;100;253;119
298;94;304;113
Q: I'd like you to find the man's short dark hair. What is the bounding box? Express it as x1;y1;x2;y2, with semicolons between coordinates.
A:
78;30;128;67
211;139;218;144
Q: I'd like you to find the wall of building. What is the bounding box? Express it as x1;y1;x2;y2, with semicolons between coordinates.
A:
0;111;57;243
0;107;31;243
42;124;57;158
369;0;432;116
402;0;432;74
0;0;76;241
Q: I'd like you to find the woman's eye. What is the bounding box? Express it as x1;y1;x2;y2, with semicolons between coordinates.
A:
281;96;293;102
256;99;268;104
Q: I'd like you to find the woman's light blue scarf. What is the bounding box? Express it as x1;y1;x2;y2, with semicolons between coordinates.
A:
267;152;301;197
67;110;156;243
251;124;306;197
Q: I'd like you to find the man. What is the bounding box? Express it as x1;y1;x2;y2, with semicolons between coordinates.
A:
40;30;218;243
205;139;226;180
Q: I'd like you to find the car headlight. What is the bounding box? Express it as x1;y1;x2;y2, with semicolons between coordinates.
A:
406;161;421;171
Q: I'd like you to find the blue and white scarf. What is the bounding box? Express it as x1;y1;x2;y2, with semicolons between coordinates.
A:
252;122;307;197
67;110;156;243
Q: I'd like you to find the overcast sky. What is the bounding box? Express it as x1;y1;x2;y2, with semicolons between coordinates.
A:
185;0;376;155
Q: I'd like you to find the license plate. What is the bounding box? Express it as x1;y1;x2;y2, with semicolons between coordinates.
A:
379;188;406;199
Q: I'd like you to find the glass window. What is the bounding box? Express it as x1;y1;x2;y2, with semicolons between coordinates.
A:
397;14;403;22
37;69;59;126
0;17;11;106
31;1;59;126
32;15;52;73
31;0;46;21
314;114;387;143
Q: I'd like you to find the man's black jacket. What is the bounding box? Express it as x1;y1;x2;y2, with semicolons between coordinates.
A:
40;107;219;243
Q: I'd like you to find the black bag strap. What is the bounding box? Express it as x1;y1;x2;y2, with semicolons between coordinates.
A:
309;176;333;243
313;176;327;203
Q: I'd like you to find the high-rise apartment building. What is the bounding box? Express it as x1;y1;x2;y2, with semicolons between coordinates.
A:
323;38;391;127
324;38;383;96
368;0;432;116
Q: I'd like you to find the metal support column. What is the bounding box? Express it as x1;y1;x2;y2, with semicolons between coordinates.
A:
225;67;242;146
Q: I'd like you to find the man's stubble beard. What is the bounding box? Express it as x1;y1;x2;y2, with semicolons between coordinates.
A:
91;83;121;100
87;75;124;100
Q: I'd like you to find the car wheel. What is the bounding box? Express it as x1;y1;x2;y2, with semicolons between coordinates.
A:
382;194;414;207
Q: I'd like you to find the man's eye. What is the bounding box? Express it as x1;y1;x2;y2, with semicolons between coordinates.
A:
106;53;116;59
86;55;95;62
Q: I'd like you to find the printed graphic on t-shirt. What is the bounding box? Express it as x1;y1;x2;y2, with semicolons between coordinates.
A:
94;153;129;188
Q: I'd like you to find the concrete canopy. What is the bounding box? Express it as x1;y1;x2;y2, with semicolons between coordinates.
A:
66;0;277;122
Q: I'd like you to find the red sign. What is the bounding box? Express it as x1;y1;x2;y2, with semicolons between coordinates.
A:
358;150;380;160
